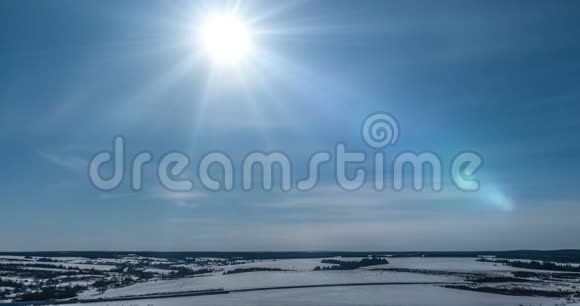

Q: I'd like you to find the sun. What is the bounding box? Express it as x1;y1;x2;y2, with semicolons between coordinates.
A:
199;13;253;66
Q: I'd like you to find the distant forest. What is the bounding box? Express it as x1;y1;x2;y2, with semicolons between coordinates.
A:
2;250;580;263
224;267;292;274
314;257;389;270
477;258;580;272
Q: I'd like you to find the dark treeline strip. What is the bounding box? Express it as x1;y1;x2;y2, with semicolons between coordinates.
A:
14;286;84;302
165;267;213;278
478;258;580;272
224;267;292;275
468;276;537;283
2;250;580;262
0;262;82;270
511;271;580;282
445;285;575;298
0;278;24;288
0;263;104;279
315;258;389;270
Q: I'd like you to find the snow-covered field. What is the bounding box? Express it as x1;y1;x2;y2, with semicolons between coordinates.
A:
2;255;580;305
73;285;555;306
88;269;458;299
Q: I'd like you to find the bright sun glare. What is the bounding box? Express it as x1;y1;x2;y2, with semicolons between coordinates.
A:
199;13;253;66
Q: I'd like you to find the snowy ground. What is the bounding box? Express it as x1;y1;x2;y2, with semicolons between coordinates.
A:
72;285;556;306
88;269;459;299
1;255;579;305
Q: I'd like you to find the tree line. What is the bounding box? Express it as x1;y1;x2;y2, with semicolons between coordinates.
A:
314;257;389;271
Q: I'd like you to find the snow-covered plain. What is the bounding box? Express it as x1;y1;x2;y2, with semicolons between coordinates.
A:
88;269;459;299
2;255;580;305
73;285;555;306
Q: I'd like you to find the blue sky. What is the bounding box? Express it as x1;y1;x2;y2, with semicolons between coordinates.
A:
1;0;579;251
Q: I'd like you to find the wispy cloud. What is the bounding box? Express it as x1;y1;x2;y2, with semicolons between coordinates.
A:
253;184;475;208
39;151;87;174
99;187;205;208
